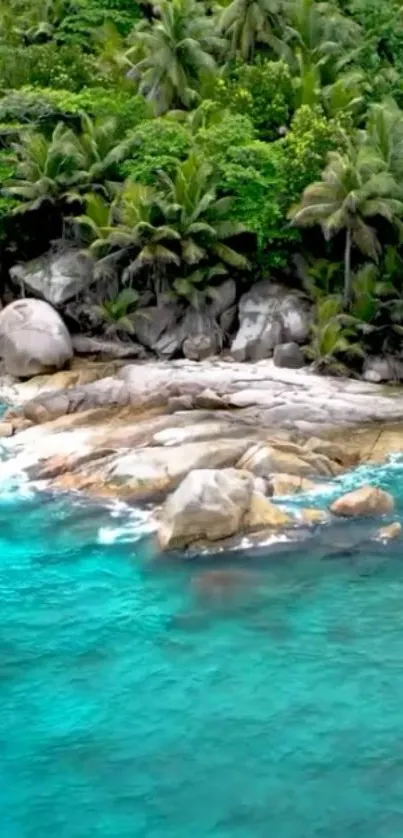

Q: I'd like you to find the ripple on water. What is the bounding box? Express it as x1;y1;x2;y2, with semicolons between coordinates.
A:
1;457;403;837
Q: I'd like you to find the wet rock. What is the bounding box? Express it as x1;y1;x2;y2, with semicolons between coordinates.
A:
273;342;305;369
231;282;311;361
10;249;93;306
268;473;318;496
376;522;402;541
158;468;254;549
243;491;292;531
299;508;328;525
330;485;395;518
0;299;73;377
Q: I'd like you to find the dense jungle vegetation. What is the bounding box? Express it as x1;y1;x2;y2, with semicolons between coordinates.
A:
2;0;403;368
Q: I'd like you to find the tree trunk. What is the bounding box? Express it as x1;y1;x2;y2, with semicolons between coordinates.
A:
343;227;352;308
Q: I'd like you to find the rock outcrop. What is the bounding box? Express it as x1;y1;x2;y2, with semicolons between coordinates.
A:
157;468;291;550
10;250;93;306
330;486;395;518
231;282;311;361
0;299;73;377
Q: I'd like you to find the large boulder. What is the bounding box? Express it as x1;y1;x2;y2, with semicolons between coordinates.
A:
157;468;291;550
158;468;254;549
231;281;311;361
330;485;395;518
363;355;403;383
132;303;182;358
273;342;305;369
182;309;221;361
0;299;73;377
10;250;93;307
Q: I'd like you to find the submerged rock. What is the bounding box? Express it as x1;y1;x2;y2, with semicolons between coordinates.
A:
0;299;73;377
375;522;402;542
330;485;395;518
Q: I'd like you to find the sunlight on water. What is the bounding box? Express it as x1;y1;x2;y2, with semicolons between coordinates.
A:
2;454;403;837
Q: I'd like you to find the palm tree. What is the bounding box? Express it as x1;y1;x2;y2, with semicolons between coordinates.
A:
289;145;403;306
126;0;224;115
284;0;362;100
160;153;250;272
364;99;403;182
74;114;134;198
5;122;83;211
218;0;282;61
77;186;180;293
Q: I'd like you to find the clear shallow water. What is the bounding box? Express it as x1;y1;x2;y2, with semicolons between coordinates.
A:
2;460;403;837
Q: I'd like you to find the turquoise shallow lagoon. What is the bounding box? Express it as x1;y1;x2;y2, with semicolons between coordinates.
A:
2;459;403;838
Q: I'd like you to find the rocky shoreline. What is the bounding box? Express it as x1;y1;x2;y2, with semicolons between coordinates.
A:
0;356;402;554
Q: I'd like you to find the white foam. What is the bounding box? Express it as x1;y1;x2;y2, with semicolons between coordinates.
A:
97;501;156;545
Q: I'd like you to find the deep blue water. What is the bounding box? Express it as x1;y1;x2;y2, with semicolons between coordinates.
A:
2;460;403;838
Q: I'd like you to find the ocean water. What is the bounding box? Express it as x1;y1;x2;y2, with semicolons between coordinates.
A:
2;455;403;838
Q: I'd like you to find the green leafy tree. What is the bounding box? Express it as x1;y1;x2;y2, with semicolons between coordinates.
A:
289;145;403;306
127;0;223;114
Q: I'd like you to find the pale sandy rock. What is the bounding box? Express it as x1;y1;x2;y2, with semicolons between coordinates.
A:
268;473;317;496
0;299;72;378
158;468;254;549
193;389;227;410
303;436;353;466
237;442;318;478
299;508;328;525
375;522;402;541
243;491;291;531
106;439;249;499
330;486;395;518
0;421;14;438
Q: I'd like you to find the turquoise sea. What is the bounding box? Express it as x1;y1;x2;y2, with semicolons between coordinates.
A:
2;448;403;838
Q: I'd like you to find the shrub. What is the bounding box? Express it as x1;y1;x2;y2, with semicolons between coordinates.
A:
121;118;193;185
280;105;348;205
215;60;294;141
0;43;108;92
